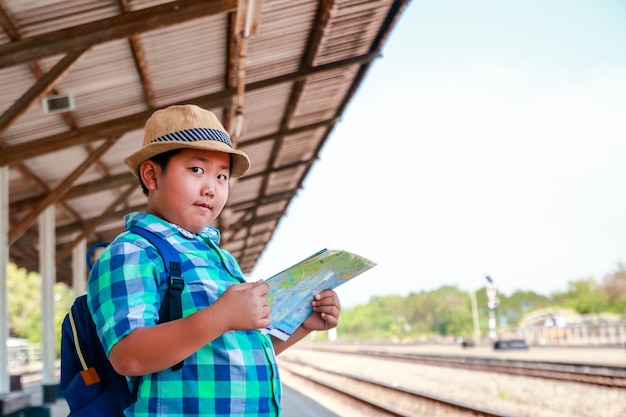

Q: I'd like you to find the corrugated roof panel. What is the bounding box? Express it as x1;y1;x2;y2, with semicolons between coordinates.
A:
137;16;229;106
247;228;271;245
250;220;275;235
240;140;275;176
275;126;326;166
315;0;392;65
99;130;144;172
6;0;119;36
1;99;70;145
246;0;318;83
1;0;410;279
256;200;288;217
229;175;263;206
55;40;147;126
290;65;360;128
267;165;307;195
0;65;33;114
8;171;40;202
24;139;103;189
93;220;127;244
241;84;292;140
127;0;173;11
223;238;245;252
232;224;252;241
66;188;126;219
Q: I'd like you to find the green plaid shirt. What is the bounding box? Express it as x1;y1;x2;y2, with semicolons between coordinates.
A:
87;212;281;417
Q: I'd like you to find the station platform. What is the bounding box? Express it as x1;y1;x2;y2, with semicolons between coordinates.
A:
41;384;339;417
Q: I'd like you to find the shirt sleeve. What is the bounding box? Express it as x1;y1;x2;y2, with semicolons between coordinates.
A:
87;237;166;357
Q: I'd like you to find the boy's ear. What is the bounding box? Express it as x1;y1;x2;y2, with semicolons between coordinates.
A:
139;160;159;190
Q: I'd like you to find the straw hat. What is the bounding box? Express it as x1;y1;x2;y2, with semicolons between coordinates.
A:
124;105;250;179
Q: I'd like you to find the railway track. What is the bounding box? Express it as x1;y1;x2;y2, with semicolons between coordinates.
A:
278;344;626;417
280;357;518;417
300;345;626;389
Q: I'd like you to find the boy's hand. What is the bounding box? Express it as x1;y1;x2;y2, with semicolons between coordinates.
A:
302;289;341;331
215;281;271;330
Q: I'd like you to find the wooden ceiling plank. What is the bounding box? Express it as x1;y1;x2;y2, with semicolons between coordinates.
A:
0;47;90;136
8;135;121;245
0;0;238;68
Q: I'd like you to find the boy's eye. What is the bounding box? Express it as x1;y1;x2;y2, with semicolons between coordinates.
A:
217;173;228;181
191;167;204;174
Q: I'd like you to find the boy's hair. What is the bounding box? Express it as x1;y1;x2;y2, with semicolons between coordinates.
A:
139;149;182;195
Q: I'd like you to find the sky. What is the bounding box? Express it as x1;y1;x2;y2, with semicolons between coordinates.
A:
248;0;626;308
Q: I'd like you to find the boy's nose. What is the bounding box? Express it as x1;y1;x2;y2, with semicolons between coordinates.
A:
202;180;216;197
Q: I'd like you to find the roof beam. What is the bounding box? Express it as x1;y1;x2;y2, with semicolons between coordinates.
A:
26;186;297;245
0;0;238;68
246;0;336;255
56;184;136;263
9;172;135;213
9;116;335;215
116;0;156;108
257;0;335;207
0;47;90;135
8;136;121;245
0;52;377;166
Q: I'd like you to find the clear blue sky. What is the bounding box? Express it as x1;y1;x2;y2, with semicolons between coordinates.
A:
248;0;626;308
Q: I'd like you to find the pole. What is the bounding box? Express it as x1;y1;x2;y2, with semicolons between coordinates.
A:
0;165;9;394
40;206;57;403
470;290;480;341
485;275;499;340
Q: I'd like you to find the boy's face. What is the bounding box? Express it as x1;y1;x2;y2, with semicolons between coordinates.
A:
141;148;231;234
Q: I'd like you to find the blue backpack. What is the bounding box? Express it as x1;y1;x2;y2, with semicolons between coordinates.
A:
60;226;185;416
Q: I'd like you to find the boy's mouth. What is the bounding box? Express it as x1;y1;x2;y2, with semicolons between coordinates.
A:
195;202;212;210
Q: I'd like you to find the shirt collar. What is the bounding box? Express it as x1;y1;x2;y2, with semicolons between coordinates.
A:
125;212;221;245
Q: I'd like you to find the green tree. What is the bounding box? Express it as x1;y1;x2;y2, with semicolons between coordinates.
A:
332;269;625;341
602;262;626;312
340;295;407;340
554;278;610;314
7;263;41;340
498;290;552;327
7;263;76;354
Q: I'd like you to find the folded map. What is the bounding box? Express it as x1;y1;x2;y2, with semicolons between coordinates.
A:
263;248;376;341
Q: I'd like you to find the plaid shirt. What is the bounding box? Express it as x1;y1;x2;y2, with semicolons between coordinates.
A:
88;212;281;417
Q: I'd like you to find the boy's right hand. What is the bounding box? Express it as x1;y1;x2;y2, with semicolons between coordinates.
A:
215;281;272;331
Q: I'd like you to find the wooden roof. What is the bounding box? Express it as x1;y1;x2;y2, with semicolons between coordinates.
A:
0;0;409;284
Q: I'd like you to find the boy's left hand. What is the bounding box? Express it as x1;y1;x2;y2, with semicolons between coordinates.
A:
302;289;341;331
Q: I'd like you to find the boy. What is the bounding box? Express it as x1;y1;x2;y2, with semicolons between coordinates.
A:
87;104;341;416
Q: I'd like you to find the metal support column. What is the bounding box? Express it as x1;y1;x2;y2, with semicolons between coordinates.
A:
72;239;87;296
39;206;57;403
0;165;9;395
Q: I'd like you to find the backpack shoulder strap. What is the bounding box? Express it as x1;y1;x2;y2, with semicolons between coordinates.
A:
128;225;185;371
